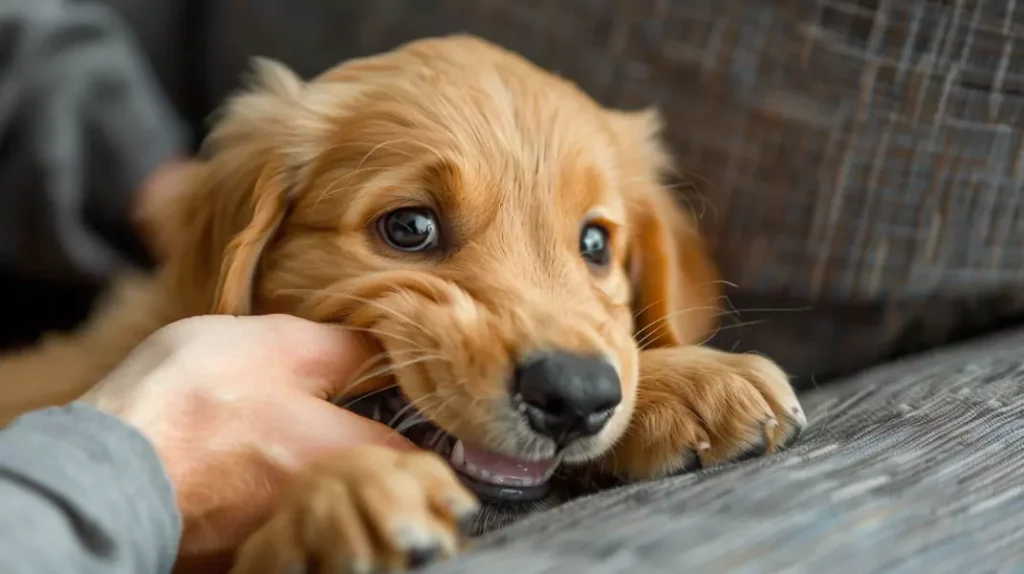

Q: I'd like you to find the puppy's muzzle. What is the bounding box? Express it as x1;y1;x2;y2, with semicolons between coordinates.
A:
514;351;621;448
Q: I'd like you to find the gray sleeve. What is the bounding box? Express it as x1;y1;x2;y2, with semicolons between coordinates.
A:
0;404;181;574
0;0;189;283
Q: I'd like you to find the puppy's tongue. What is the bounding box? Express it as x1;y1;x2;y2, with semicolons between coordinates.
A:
449;440;558;487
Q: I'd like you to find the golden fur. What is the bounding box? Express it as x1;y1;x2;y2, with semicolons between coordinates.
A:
0;35;805;572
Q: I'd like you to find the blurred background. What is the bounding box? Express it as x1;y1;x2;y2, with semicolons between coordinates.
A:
7;0;1024;388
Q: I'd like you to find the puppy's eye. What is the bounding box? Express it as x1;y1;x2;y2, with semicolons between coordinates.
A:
580;223;611;268
378;207;440;252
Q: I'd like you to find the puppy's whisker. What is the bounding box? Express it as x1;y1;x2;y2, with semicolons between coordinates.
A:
335;354;443;406
342;325;420;349
631;298;665;322
424;388;482;442
334;382;398;408
428;427;447;448
695;320;768;346
389;398;436;432
338;345;453;405
278;288;432;336
632;293;731;323
704;304;813;331
633;306;723;348
392;392;462;438
714;306;814;315
315;291;431;335
269;291;428;347
390;391;448;432
332;351;394;402
401;390;447;417
695;280;739;290
341;346;437;386
392;412;431;435
415;392;461;426
633;297;794;349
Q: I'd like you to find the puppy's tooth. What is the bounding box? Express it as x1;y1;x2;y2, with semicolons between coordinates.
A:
478;468;491;479
450;441;465;467
543;464;559;482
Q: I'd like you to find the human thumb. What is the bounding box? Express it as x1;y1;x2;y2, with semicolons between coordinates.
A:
272;395;417;465
263;316;393;401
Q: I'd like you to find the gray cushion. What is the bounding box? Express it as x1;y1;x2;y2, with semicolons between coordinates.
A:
429;329;1024;572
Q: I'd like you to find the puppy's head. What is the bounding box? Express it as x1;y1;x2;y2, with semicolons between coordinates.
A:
163;35;719;525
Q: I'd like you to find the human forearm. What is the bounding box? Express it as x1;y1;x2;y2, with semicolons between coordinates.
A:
0;404;181;574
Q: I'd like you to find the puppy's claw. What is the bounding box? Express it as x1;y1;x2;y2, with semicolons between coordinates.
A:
407;545;442;569
683;449;703;473
598;348;806;481
392;525;434;553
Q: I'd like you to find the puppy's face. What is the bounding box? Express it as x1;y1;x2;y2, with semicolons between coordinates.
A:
165;36;719;522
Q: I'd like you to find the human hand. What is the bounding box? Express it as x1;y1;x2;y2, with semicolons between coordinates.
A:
79;314;412;558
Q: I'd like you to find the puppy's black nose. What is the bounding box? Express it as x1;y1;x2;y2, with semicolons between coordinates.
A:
514;351;621;447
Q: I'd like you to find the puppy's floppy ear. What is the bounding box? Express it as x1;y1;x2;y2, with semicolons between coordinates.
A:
161;154;297;316
627;186;720;348
161;59;316;316
611;109;722;349
212;157;294;315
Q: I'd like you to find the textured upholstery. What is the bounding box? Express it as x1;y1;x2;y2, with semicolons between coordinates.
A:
428;328;1024;572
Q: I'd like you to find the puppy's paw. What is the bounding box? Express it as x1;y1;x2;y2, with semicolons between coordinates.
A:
230;446;479;574
600;347;806;481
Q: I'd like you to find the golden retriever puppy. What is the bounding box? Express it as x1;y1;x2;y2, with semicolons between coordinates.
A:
0;35;805;572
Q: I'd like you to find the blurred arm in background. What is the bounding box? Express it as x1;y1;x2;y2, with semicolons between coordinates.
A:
0;0;190;286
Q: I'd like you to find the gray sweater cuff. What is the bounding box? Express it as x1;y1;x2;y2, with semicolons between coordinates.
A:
0;403;181;574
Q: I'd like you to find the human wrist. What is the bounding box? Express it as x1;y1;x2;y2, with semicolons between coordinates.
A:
77;344;195;481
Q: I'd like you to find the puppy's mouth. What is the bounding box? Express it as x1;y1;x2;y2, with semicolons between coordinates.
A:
343;388;561;503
